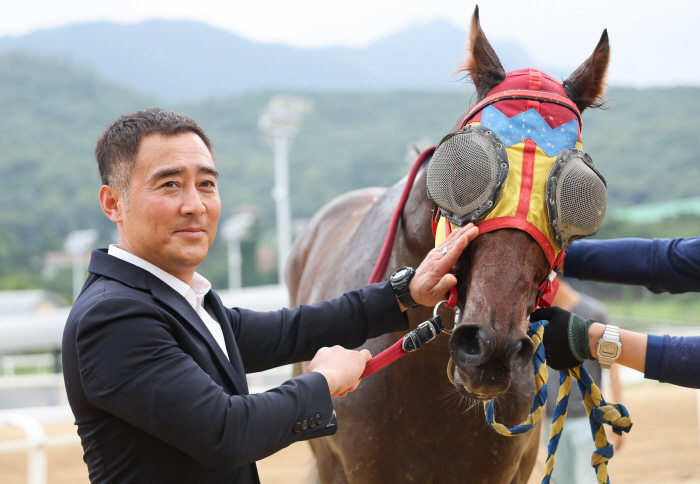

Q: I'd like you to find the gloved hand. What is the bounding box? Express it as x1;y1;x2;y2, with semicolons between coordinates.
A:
530;306;596;371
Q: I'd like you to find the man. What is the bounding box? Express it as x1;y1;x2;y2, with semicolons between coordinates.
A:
62;107;479;483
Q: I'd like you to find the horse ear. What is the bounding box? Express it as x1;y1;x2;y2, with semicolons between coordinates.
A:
563;30;610;113
455;5;506;100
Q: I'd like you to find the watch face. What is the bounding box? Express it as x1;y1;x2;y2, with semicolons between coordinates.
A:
599;341;619;358
394;268;408;280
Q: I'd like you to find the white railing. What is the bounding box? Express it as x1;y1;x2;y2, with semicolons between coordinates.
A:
0;406;79;484
1;353;59;376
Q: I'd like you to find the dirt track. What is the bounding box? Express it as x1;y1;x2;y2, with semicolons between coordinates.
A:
2;382;699;483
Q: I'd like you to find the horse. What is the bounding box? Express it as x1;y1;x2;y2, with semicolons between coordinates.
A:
287;7;610;483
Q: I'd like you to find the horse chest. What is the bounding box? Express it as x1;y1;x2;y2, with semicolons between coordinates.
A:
323;351;538;483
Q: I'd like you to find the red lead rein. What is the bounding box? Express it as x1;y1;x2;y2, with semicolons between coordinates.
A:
367;147;436;285
361;146;455;379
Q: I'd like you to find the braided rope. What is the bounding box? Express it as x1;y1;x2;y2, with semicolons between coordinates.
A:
483;320;633;484
484;321;549;435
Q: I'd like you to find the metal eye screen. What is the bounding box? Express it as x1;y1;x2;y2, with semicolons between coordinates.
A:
554;156;607;242
427;132;500;218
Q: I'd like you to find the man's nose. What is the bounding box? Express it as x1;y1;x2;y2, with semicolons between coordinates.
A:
180;185;206;216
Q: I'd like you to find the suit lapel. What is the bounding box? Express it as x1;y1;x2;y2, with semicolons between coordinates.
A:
207;291;249;394
149;275;248;395
88;250;249;395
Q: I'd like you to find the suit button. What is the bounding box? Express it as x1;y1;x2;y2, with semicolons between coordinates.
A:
308;418;316;428
302;420;309;430
315;414;322;425
293;422;302;433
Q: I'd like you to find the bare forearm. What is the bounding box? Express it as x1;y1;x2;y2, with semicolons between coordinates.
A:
588;323;648;373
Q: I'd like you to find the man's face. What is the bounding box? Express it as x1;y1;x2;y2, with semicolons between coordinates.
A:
117;132;221;282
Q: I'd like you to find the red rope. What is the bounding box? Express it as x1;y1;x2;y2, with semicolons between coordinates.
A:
367;147;436;284
360;339;407;379
362;146;445;379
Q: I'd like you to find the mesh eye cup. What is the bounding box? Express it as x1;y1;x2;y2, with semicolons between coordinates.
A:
545;148;607;249
426;125;509;226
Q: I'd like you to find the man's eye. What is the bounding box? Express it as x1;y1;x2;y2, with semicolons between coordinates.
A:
162;181;177;188
201;180;216;188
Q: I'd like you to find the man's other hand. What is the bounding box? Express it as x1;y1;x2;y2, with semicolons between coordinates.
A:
407;223;479;308
307;346;372;398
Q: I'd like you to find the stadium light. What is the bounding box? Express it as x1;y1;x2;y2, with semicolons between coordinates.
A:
258;95;313;286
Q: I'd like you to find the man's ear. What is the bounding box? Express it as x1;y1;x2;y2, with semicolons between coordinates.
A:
99;185;124;223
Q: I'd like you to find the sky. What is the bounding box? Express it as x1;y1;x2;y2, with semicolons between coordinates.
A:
1;0;699;87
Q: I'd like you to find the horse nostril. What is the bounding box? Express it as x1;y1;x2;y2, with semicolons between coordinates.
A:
506;336;535;376
504;339;523;363
449;323;495;368
461;326;480;355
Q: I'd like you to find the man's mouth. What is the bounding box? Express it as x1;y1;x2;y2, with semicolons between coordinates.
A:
175;227;206;238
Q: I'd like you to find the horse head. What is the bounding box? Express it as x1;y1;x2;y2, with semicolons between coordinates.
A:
423;7;609;400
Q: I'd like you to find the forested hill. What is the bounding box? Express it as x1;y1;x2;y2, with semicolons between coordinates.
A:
1;52;700;288
0;20;534;101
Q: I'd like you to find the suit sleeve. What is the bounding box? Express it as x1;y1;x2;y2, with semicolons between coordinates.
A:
564;237;700;294
228;281;409;373
75;295;336;471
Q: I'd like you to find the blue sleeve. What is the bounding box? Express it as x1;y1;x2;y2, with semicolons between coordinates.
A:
643;334;664;382
644;334;700;389
565;237;700;293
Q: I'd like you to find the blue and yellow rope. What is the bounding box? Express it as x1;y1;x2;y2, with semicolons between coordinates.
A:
483;320;633;484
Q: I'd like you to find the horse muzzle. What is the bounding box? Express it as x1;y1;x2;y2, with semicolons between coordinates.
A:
447;322;534;399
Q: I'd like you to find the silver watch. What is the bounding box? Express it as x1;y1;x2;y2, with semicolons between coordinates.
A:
596;324;621;369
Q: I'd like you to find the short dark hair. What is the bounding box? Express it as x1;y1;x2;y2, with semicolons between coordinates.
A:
95;108;214;195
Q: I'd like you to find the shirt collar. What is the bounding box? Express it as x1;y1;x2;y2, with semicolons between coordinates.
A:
107;244;210;299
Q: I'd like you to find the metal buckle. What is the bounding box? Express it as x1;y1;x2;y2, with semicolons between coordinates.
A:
402;332;419;352
402;320;439;352
418;320;437;339
434;300;459;334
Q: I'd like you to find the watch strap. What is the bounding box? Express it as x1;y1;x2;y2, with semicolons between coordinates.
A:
390;267;421;310
597;324;621;369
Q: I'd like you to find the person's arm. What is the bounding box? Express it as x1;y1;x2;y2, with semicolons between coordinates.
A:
233;224;480;373
564;237;700;293
533;307;700;389
607;363;625;451
229;281;409;373
588;322;648;373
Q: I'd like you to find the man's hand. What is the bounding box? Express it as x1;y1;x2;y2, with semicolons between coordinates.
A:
406;223;479;308
306;346;372;398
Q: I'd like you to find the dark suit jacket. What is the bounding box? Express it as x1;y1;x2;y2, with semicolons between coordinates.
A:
62;249;407;483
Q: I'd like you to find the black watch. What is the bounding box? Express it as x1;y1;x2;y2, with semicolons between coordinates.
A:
390;266;421;310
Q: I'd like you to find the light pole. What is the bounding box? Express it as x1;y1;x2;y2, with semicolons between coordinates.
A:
258;95;313;287
64;229;98;302
221;212;256;290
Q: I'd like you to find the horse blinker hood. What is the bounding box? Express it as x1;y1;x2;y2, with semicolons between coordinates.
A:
428;69;607;263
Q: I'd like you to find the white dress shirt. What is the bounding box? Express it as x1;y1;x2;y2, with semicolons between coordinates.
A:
107;245;230;360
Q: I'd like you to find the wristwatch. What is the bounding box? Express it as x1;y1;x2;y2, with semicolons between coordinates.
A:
390;267;421;310
596;324;622;369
